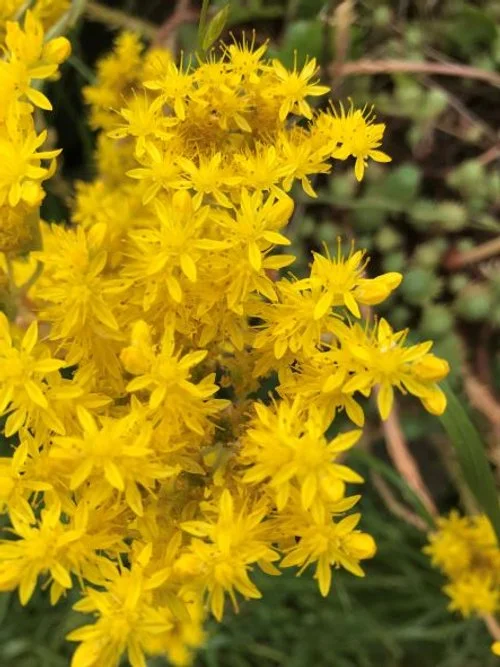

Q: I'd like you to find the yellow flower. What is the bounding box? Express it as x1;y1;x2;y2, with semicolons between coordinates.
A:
51;405;176;515
180;490;279;620
0;313;65;436
241;399;363;513
0;443;51;523
83;31;145;130
270;57;330;121
280;510;376;596
0;503;90;605
145;60;193;120
3;10;70;111
344;318;449;419
223;35;268;83
34;224;125;340
177;152;240;208
305;243;402;320
68;556;176;667
123;321;227;434
425;512;500;618
330;103;392;180
108;93;178;158
0;128;60;207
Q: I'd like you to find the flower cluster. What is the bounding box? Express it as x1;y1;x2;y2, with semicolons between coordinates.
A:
0;0;69;37
425;512;500;617
0;8;69;259
0;23;449;667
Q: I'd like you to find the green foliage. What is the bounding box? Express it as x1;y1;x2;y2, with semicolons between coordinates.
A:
200;2;230;51
272;20;324;67
439;383;500;541
0;590;82;667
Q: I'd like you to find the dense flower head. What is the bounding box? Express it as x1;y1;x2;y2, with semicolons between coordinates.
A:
0;21;451;667
0;7;69;255
425;512;500;617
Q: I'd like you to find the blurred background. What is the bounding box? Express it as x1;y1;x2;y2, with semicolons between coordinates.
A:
2;1;500;665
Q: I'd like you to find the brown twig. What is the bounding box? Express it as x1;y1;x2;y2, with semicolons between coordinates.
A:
154;0;198;49
334;59;500;88
477;144;500;166
85;1;157;39
462;366;500;434
445;236;500;271
328;0;355;86
483;614;500;642
371;472;428;531
379;396;438;517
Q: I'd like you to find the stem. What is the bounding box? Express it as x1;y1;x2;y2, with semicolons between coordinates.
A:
46;0;88;39
85;1;157;40
5;258;16;293
334;59;500;88
371;472;428;532
483;614;500;641
13;0;34;22
68;54;97;84
446;236;500;270
477;144;500;166
19;260;44;294
378;393;438;517
154;0;198;48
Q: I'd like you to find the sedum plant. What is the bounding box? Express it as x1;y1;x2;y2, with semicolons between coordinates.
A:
0;5;452;667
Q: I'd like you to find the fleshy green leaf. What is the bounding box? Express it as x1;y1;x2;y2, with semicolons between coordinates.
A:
201;4;230;51
439;381;500;542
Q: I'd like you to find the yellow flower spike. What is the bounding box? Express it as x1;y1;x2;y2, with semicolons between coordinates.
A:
0;23;452;666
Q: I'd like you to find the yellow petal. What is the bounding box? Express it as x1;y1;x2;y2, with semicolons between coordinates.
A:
377;383;394;420
248;242;262;272
25;380;48;408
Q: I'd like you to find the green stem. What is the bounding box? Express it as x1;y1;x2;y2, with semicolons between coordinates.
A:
45;0;88;40
13;0;35;22
5;258;16;293
68;54;97;83
19;261;44;294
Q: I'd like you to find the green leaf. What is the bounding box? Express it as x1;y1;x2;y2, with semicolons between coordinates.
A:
377;164;422;206
349;450;435;530
277;20;324;68
439;381;500;542
202;4;230;51
295;0;325;19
